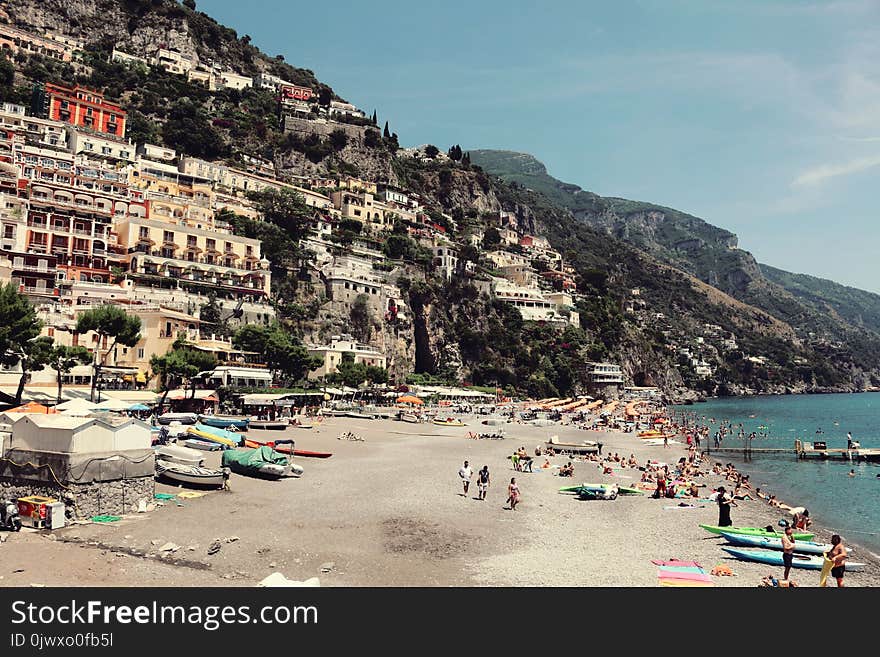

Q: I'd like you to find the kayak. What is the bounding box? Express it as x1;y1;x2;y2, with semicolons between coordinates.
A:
244;438;333;459
719;531;834;556
617;486;645;496
186;423;243;448
432;417;465;426
722;547;865;571
700;524;814;541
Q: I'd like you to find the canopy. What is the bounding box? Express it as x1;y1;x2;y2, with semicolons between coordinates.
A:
396;395;424;405
128;403;151;412
94;397;131;411
55;398;100;411
5;401;57;414
60;407;94;417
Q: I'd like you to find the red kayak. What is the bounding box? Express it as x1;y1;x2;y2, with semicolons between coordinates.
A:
244;439;333;458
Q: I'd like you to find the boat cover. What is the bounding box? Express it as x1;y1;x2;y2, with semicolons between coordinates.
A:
222;446;289;473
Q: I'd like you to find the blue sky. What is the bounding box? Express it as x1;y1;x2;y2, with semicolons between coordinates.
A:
199;0;880;292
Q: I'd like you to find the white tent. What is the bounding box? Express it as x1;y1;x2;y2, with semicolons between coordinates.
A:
55;398;100;411
94;397;131;412
60;407;95;417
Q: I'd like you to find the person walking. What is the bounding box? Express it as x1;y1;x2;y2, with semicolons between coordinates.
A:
507;477;521;510
823;534;848;587
476;465;490;500
458;460;473;497
780;524;796;581
716;485;737;527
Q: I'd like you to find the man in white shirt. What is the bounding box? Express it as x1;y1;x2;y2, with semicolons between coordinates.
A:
458;460;473;496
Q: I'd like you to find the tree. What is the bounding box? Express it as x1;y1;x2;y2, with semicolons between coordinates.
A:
0;283;46;404
162;100;227;159
329;128;348;151
462;152;471;166
247;187;313;242
151;338;216;407
447;144;463;161
482;226;501;248
350;294;373;342
383;121;390;139
183;0;197;8
15;337;54;406
318;86;332;106
199;290;226;337
424;144;439;158
371;109;377;125
232;323;320;385
75;306;142;402
47;345;91;404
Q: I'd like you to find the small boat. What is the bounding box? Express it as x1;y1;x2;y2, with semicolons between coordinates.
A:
199;414;250;430
433;417;465;427
183;438;224;451
249;420;289;431
576;483;618;500
155;461;229;488
154;444;205;467
187;423;243;448
700;524;815;541
722;547;865;571
221;445;303;478
545;436;599;454
719;531;834;556
157;412;198;425
399;412;420;423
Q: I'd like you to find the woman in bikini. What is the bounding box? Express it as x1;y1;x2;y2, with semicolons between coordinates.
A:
507;477;521;510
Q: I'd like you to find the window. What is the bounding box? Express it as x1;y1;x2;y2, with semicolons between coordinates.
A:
101;147;111;155
138;348;145;359
138;227;149;238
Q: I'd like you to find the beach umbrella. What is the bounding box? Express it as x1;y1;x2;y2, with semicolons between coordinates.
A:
5;401;57;414
128;403;151;412
396;395;424;405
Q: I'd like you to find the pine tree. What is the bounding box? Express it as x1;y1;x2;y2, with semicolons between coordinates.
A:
371;109;377;125
383;121;390;139
462;151;471;166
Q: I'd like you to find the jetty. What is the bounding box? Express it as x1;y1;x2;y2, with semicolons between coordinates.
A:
704;440;880;462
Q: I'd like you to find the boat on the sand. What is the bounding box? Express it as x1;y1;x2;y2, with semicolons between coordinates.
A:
700;524;815;541
722;547;864;571
249;419;289;430
154;444;205;467
432;417;465;426
198;414;250;430
719;531;835;556
155;461;229;488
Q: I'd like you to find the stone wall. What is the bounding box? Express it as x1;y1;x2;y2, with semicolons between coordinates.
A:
0;475;155;521
283;116;366;140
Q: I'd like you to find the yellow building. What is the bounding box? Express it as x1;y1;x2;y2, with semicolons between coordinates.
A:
114;216;271;299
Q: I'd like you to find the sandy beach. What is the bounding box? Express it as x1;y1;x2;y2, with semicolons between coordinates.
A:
2;415;878;587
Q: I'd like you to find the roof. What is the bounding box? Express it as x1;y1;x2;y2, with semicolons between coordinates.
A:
18;414;95;430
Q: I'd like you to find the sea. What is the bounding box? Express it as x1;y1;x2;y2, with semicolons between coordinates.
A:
673;392;880;557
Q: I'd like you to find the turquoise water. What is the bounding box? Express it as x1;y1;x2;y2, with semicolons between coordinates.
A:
674;392;880;556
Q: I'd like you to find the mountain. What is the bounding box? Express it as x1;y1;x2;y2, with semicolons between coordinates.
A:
470;150;880;384
759;265;880;335
4;0;879;399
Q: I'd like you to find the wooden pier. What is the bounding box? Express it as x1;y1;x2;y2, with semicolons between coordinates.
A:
704;440;880;462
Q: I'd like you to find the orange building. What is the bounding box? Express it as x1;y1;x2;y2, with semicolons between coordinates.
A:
44;83;126;138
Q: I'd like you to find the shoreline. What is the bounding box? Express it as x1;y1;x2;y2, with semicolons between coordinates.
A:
1;415;877;587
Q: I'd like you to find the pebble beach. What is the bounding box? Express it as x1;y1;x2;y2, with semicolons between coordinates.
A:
2;415;878;588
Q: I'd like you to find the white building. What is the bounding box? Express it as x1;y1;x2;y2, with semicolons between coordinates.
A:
306;334;387;380
69;130;135;162
586;362;624;385
219;70;253;90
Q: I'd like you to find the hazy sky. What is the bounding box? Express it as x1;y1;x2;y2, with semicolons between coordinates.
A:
200;0;880;293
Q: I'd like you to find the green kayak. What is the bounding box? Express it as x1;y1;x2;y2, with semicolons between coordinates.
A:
617;486;645;496
699;524;814;541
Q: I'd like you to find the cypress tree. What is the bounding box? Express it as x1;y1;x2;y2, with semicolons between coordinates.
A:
383;121;390;138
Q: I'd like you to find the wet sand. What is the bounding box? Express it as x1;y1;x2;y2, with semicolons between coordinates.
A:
2;416;878;587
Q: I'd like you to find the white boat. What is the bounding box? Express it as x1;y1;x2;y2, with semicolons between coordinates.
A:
399;412;420;423
155;461;229;488
183;438;224;451
157;413;198;425
154;444;206;467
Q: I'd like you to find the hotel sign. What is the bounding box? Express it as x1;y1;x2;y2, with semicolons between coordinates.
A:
280;84;313;101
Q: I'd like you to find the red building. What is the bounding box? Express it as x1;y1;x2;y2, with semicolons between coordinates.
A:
44;83;126;138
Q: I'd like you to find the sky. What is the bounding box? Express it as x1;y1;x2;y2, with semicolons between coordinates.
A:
199;0;880;293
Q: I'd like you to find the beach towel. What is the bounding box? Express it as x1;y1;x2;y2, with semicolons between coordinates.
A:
655;560;713;587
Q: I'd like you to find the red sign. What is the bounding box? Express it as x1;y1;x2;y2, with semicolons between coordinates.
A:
280;85;313;101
